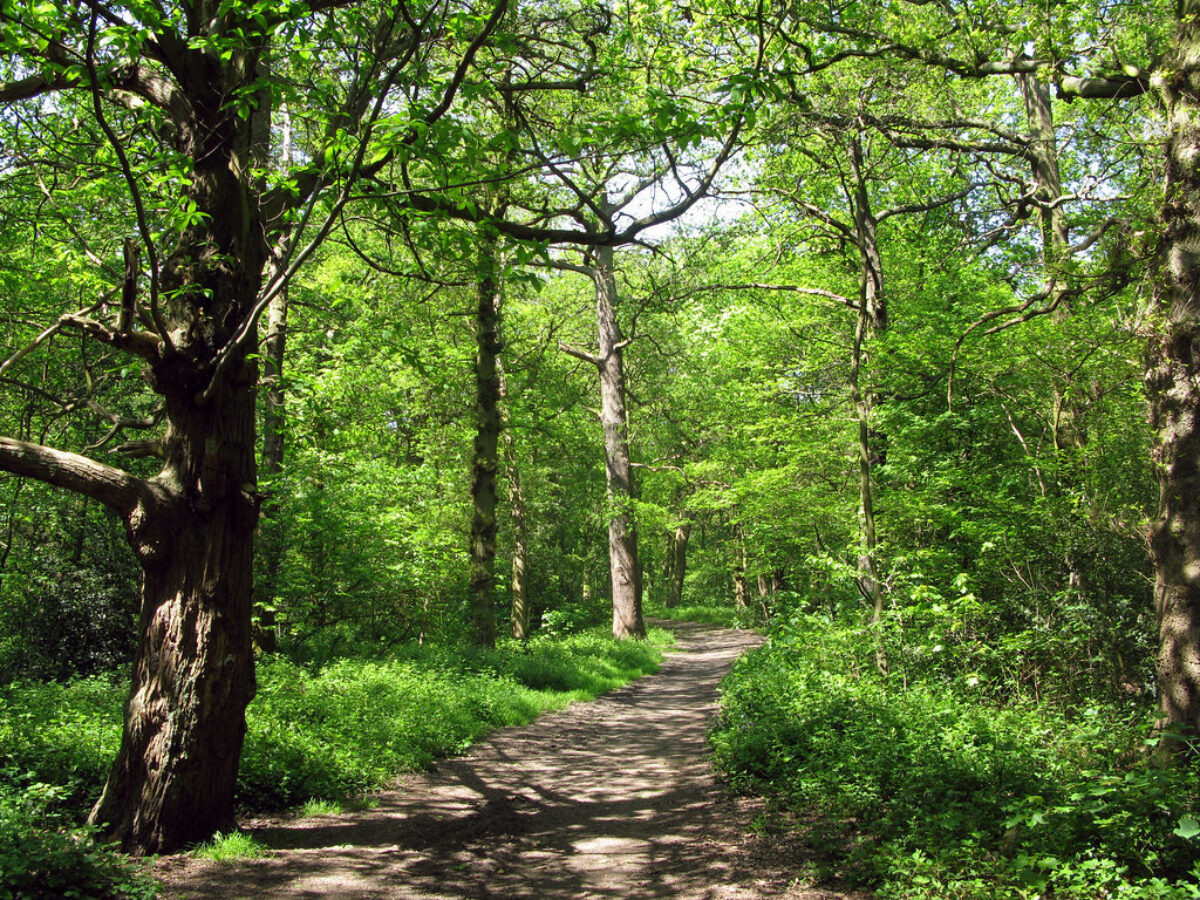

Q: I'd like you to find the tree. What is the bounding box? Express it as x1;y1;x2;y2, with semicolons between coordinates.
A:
0;0;509;852
1147;0;1200;749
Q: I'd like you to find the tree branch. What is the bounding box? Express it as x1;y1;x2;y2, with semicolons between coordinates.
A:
687;282;859;309
878;182;978;223
0;436;151;514
557;340;601;366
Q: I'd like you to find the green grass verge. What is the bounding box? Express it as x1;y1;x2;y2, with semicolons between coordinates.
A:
238;627;671;808
1;626;671;815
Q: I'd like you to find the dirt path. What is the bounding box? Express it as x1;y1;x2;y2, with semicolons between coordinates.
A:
159;620;863;899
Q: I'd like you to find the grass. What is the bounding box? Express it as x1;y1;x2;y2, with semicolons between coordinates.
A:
300;798;342;817
192;831;271;861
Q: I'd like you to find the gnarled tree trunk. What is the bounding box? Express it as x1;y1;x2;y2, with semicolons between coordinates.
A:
89;365;260;851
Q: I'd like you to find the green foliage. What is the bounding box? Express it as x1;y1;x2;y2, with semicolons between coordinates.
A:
0;678;126;815
0;777;157;900
644;600;760;630
0;629;666;821
191;831;270;862
713;615;1200;899
240;628;667;807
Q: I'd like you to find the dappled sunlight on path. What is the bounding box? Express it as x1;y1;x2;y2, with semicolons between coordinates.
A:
159;621;863;899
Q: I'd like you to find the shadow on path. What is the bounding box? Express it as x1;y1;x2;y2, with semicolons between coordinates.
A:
158;620;864;899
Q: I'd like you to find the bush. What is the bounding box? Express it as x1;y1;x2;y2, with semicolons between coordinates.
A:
711;614;1200;899
0;678;125;816
0;777;156;900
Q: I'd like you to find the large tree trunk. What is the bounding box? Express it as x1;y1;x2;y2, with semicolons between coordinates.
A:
593;242;645;640
1148;6;1200;749
89;41;270;849
89;367;260;852
468;246;503;648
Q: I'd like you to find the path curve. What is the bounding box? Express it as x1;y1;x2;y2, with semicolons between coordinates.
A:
159;620;856;899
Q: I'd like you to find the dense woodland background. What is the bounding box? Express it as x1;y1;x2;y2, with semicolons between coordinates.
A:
2;0;1199;896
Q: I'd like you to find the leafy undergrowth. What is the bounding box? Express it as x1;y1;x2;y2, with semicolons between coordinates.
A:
711;613;1200;900
238;627;671;808
0;625;669;897
644;600;761;630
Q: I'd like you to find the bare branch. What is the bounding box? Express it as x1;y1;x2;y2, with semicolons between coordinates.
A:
85;10;170;348
557;340;601;366
60;314;162;360
0;299;105;380
687;282;859;309
878;182;979;223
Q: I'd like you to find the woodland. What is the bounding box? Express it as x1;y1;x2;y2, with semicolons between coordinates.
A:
0;0;1198;896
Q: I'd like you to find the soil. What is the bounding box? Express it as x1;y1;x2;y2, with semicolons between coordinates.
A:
157;619;870;899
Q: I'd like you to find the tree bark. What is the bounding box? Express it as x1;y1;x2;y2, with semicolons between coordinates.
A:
499;360;531;640
468;245;503;648
255;288;288;654
848;135;888;676
1148;5;1200;750
88;366;260;852
666;522;689;608
593;241;645;640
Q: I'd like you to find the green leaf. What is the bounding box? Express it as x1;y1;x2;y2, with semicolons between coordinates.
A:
1174;816;1200;840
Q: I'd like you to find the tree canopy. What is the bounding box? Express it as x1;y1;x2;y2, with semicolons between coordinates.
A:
0;0;1195;884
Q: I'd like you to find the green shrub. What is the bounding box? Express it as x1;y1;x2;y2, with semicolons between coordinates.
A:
0;777;156;900
712;614;1200;899
0;678;125;816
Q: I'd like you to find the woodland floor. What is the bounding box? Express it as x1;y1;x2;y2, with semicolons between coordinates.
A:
157;619;869;899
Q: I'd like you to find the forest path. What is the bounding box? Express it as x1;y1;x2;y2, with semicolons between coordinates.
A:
159;620;862;899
